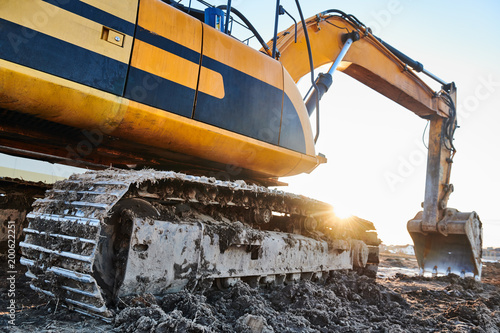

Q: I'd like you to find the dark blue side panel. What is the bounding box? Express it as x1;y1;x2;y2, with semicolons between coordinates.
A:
124;67;195;118
279;95;306;154
0;18;127;95
194;57;282;145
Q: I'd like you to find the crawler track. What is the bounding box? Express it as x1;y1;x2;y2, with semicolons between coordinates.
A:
20;169;379;319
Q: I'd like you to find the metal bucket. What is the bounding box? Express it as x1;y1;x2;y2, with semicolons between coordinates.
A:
407;209;482;279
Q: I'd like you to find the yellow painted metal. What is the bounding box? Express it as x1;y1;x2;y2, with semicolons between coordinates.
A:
274;15;449;118
0;59;321;177
130;39;200;92
131;2;225;99
198;65;226;100
79;0;139;23
130;30;224;99
115;101;321;177
131;1;202;94
202;22;283;91
0;0;135;64
139;1;201;55
0;59;128;133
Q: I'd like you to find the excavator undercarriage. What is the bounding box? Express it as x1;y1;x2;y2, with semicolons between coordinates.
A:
19;169;379;319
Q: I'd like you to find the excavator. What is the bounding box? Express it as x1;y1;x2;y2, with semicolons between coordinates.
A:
0;0;482;320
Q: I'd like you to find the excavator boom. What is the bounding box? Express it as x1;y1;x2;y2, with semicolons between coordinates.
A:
275;13;448;118
272;11;482;277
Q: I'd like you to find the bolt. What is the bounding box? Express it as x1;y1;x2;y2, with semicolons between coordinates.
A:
115;36;121;42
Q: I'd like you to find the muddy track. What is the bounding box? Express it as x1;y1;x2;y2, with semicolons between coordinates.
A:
16;169;379;320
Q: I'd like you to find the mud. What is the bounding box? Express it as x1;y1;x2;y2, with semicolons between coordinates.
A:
482;262;500;286
0;179;48;249
2;253;499;333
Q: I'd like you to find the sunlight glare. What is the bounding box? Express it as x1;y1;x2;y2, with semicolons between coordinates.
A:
333;204;355;219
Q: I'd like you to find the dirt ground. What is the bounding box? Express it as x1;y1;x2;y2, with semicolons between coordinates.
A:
1;253;499;333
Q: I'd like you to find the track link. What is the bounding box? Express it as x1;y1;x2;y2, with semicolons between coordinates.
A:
20;174;130;319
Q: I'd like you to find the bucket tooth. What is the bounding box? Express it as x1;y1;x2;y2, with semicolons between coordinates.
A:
408;209;482;278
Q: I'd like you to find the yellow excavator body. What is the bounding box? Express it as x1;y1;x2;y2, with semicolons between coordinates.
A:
0;0;323;183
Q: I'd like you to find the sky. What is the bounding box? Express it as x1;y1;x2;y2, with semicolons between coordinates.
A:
1;0;499;247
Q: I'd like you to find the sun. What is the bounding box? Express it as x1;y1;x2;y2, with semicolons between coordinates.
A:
333;204;355;219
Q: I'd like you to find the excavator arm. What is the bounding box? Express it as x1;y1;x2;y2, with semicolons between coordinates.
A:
273;11;482;277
